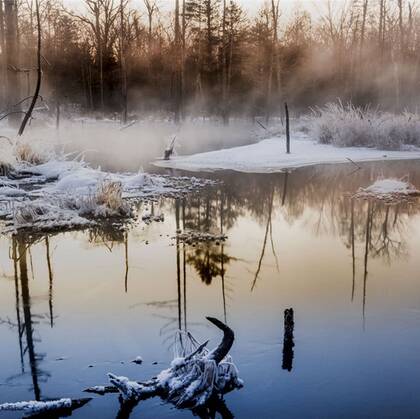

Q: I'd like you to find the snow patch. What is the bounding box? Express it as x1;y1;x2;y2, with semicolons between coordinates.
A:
154;133;420;173
355;178;420;201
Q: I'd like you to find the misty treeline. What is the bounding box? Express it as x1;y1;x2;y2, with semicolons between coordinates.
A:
1;0;420;124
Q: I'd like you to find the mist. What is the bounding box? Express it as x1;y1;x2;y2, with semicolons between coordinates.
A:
0;0;418;134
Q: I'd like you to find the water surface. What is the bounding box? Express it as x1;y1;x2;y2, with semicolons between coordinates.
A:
1;161;420;418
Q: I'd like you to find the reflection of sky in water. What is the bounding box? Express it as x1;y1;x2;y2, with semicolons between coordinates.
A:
1;161;420;418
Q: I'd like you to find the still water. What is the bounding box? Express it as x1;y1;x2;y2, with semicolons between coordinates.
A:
1;161;420;418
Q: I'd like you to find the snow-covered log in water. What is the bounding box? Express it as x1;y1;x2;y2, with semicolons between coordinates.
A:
0;398;91;418
86;317;243;410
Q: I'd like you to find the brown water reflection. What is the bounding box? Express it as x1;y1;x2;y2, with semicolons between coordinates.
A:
1;161;420;418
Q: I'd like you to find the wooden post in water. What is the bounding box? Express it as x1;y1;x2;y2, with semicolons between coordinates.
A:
282;308;295;371
285;102;290;154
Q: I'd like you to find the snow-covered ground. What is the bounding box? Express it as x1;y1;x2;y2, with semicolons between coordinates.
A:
0;155;213;233
154;133;420;173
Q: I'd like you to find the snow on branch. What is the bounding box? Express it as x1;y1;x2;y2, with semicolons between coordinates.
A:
0;398;91;417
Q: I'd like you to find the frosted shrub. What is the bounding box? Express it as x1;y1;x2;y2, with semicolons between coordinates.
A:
308;102;420;150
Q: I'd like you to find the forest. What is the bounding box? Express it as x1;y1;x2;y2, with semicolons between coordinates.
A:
0;0;419;125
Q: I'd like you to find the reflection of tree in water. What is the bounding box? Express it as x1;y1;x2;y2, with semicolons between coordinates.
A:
186;246;231;286
2;234;53;401
87;223;126;250
183;162;420;328
180;191;236;325
86;224;131;292
189;162;420;263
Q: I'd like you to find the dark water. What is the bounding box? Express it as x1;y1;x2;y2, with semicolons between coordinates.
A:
1;161;420;418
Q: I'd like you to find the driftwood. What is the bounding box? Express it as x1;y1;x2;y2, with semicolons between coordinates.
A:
85;317;242;410
0;398;91;418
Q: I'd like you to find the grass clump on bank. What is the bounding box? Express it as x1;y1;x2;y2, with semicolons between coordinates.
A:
308;102;420;151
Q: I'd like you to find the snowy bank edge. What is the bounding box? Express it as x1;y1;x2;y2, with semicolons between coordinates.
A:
154;154;420;174
153;138;420;174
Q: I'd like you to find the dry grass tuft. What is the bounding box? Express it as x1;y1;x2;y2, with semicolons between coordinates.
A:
95;180;124;211
15;142;45;165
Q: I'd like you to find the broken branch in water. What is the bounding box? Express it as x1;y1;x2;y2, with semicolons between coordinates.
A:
85;317;243;409
346;157;362;171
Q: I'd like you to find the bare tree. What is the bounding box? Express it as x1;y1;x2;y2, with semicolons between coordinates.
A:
4;0;20;125
143;0;157;52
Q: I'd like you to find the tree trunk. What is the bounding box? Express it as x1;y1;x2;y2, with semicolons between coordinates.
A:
4;0;20;125
221;0;228;124
174;0;182;123
120;0;127;124
0;0;6;104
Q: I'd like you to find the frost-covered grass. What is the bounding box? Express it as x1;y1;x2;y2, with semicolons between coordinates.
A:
308;102;420;150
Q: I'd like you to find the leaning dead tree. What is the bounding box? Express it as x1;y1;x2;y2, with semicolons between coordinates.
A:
18;0;41;136
86;317;243;409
